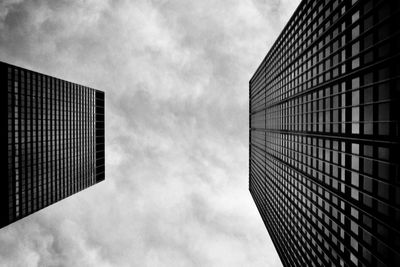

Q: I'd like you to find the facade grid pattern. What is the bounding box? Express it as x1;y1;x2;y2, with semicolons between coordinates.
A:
249;0;400;266
0;62;105;228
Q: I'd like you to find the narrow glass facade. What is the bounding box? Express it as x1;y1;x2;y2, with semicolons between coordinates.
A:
0;61;105;228
249;0;400;266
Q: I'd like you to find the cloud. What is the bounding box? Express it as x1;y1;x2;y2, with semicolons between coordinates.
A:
0;0;300;266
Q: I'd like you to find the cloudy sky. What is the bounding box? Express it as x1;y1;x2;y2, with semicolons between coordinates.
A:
0;0;299;266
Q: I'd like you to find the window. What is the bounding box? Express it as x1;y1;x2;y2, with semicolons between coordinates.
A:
352;42;360;56
352;25;360;40
352;90;359;106
378;147;389;160
352;11;360;23
352;58;360;69
352;107;359;122
363;177;373;192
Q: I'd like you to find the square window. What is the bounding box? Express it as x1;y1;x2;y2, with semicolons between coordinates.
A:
378;147;389;160
378;122;389;135
364;123;373;134
363;73;373;85
379;67;390;80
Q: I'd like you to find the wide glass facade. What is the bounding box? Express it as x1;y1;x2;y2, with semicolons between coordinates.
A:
249;0;400;266
0;62;105;228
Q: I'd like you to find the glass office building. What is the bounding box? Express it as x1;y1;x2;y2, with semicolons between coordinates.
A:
249;0;400;266
0;61;105;229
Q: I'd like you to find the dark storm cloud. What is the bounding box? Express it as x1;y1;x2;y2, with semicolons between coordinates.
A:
0;0;299;266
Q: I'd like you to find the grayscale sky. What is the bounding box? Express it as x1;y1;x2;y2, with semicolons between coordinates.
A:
0;0;300;266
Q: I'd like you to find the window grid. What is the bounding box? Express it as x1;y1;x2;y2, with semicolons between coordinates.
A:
2;62;105;228
249;0;400;266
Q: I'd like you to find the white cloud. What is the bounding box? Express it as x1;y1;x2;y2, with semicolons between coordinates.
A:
0;0;300;266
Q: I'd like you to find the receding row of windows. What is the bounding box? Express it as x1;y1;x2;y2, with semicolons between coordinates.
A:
8;179;94;205
8;115;95;122
252;122;393;137
9;177;94;189
10;145;94;153
8;147;94;155
7;71;96;97
7;93;96;105
9;157;95;166
8;156;95;166
8;139;94;146
11;183;95;195
9;156;95;165
251;131;391;161
8;139;95;146
8;108;95;116
8;142;94;150
9;126;95;132
9;129;96;135
9;134;94;141
8;150;94;156
251;68;390;114
252;101;391;122
7;178;96;201
252;74;392;113
9;178;95;192
8;130;95;135
7;108;96;116
6;88;96;103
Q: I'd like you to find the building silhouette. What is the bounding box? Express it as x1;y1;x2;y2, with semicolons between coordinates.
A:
249;0;400;266
0;62;105;229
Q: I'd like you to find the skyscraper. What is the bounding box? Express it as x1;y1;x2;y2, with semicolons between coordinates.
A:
0;61;105;229
249;0;400;266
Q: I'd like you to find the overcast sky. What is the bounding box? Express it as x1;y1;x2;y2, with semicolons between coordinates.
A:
0;0;300;266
